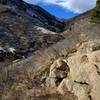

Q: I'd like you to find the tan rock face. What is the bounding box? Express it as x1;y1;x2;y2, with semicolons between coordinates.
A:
46;58;70;87
56;40;100;100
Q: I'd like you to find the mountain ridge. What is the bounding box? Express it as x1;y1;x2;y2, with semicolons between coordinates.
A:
0;0;66;60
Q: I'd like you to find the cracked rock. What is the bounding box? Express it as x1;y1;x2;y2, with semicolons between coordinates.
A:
57;41;100;100
46;58;70;87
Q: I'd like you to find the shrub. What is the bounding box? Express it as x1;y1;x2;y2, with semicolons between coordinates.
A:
91;0;100;23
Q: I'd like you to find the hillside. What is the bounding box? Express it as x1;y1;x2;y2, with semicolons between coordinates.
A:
0;0;100;100
0;0;65;61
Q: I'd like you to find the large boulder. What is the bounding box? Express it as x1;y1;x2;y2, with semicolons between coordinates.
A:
57;40;100;100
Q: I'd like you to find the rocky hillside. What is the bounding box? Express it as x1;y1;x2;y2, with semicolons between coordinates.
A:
0;0;100;100
48;40;100;100
0;0;65;58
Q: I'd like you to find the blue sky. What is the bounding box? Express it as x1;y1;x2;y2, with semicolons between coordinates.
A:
24;0;97;19
38;4;78;19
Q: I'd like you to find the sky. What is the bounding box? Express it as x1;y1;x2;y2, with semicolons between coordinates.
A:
24;0;97;19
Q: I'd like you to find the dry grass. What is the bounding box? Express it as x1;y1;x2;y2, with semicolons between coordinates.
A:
0;60;77;100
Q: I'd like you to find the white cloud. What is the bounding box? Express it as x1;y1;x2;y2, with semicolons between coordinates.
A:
24;0;97;13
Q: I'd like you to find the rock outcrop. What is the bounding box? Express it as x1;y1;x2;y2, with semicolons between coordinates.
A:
43;40;100;100
56;40;100;100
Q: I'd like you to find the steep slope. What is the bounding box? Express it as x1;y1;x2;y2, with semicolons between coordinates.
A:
8;0;65;32
0;0;100;100
13;8;100;71
0;0;65;54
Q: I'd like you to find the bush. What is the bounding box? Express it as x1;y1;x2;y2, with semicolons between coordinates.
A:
91;0;100;23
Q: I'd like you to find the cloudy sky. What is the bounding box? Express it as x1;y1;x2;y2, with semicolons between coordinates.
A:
24;0;97;19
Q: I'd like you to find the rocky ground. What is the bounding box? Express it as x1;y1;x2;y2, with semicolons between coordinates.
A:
47;40;100;100
0;0;100;100
1;39;100;100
